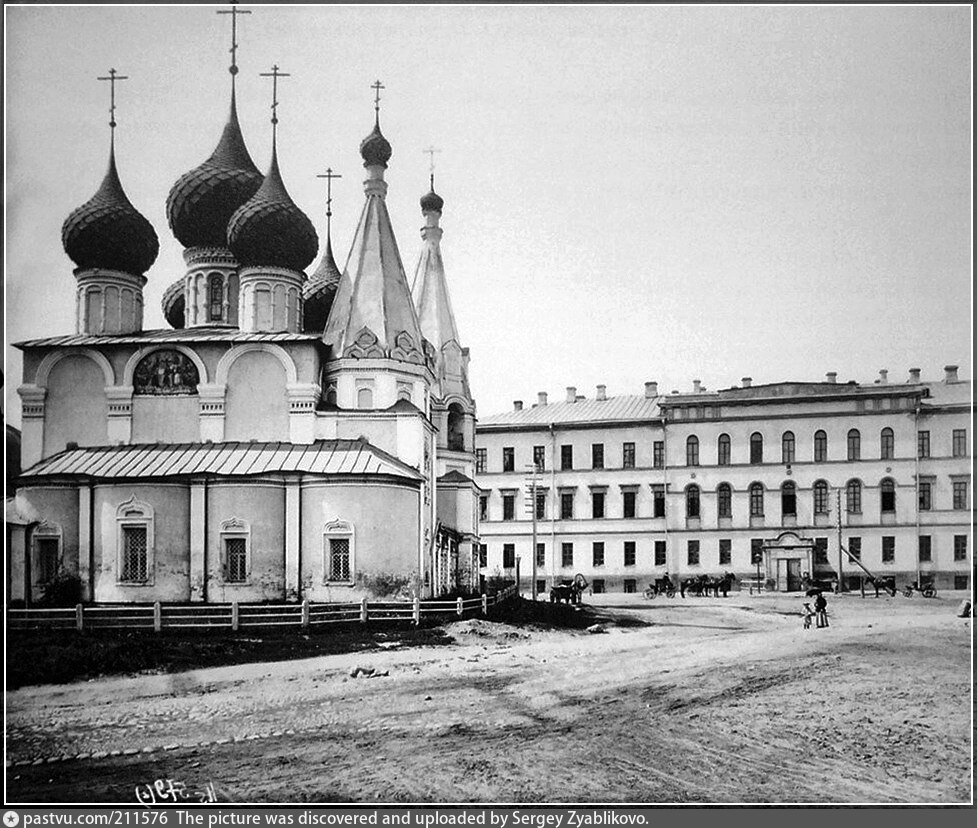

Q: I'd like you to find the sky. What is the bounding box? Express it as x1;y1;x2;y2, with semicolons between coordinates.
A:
3;4;972;427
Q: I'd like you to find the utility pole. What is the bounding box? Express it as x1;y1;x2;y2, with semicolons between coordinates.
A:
524;464;540;600
835;487;845;593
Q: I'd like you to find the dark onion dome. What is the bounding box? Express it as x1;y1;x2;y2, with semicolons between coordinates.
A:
227;152;318;271
62;148;159;275
302;237;342;332
359;120;392;168
420;188;444;213
166;95;263;249
161;278;186;329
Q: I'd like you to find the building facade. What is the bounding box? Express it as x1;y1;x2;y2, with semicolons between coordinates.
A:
475;369;972;594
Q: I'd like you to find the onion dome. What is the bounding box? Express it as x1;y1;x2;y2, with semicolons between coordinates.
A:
62;148;159;275
227;152;318;271
420;187;444;213
166;95;263;249
302;237;342;333
161;277;186;329
360;120;392;169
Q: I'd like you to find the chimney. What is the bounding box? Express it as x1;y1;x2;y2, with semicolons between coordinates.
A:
538;391;548;406
944;364;959;384
513;400;523;411
693;379;702;393
825;372;837;384
566;386;576;403
644;381;658;398
908;368;921;383
741;377;752;388
878;369;888;385
596;384;607;401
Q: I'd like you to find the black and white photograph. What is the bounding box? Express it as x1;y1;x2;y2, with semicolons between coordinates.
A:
3;1;973;808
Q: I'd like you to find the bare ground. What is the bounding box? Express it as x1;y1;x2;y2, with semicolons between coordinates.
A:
5;592;973;805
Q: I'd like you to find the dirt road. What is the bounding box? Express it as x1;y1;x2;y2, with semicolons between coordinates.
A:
6;592;973;804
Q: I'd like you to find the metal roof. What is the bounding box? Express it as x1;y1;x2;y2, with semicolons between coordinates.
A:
21;440;423;482
14;328;321;350
478;394;662;429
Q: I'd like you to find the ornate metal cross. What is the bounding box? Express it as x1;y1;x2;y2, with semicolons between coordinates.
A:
424;146;441;189
260;64;291;142
316;168;343;221
97;68;128;130
371;79;385;118
217;2;251;79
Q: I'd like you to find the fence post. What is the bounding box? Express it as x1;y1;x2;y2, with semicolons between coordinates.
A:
153;601;162;633
301;598;310;628
413;596;420;626
482;593;488;616
360;597;368;624
457;596;464;618
231;601;239;632
75;603;84;633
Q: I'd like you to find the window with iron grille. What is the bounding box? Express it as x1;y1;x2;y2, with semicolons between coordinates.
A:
478;544;487;567
37;538;60;584
880;479;896;513
686;436;699;467
749;483;764;517
918;481;932;511
848;536;861;560
953;481;968;510
503;494;515;521
846;480;862;513
781;481;797;516
592;443;604;469
561;445;573;470
750;433;763;464
717;434;731;466
533;445;546;471
952;429;967;457
623;442;635;469
224;537;248;583
686;485;700;519
847;429;861;461
653;441;664;469
624;541;636;567
880;428;894;460
719;539;731;566
328;538;350;581
623;579;636;594
122;526;148;582
502;447;515;472
918;535;932;563
623;491;637;518
881;536;895;563
591;492;605;519
561;543;573;568
561;493;574;519
750;538;763;565
475;448;487;473
592;542;604;566
814;430;828;462
503;544;516;568
654;541;666;567
917;431;930;459
717;484;732;518
687;540;700;566
814;537;828;565
953;535;967;561
782;431;795;464
653;487;665;518
536;543;545;567
813;480;829;514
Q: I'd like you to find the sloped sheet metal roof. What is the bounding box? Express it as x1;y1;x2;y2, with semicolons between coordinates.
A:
21;440;422;482
479;394;662;428
15;328;321;349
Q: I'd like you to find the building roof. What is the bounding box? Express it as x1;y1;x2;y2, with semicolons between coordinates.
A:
479;394;662;429
20;439;423;482
15;328;321;350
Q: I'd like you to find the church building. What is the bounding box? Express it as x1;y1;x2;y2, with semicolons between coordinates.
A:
8;11;480;606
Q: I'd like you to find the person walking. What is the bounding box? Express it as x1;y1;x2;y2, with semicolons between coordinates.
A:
814;591;829;628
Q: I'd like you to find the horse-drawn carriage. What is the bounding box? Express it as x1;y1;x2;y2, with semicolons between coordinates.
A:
680;572;736;598
550;573;589;604
643;577;676;599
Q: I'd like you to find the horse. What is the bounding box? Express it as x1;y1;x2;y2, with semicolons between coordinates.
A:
680;575;708;598
709;571;736;597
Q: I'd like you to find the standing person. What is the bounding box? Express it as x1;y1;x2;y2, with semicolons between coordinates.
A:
814;591;829;628
802;602;814;630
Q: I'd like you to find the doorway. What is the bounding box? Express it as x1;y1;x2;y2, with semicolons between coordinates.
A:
777;558;803;592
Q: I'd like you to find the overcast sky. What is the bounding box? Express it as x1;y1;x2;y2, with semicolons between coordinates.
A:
3;4;972;426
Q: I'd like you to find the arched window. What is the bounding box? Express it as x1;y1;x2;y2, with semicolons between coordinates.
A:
846;479;862;513
880;427;894;460
116;497;154;585
357;387;374;409
686;435;699;467
847;429;861;461
814;430;828;462
782;431;795;464
750;432;763;464
749;483;764;517
717;434;731;466
717;483;732;518
781;481;796;516
813;479;829;514
325;384;338;407
447;403;465;452
686;485;700;519
208;273;224;321
880;478;896;513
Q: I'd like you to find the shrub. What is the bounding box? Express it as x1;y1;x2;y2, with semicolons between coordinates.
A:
38;570;83;607
356;571;417;599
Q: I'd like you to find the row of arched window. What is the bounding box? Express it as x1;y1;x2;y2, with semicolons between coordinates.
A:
686;428;897;466
685;478;896;519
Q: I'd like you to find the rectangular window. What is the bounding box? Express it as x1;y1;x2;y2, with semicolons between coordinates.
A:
750;538;763;565
952;429;967;457
37;538;60;583
623;579;636;594
225;537;248;583
954;575;970;590
478;544;487;568
918;482;931;511
653;441;664;469
592;542;605;567
502;494;515;521
533;445;546;471
918;535;932;563
954;535;967;561
848;536;861;561
654;540;666;567
535;543;545;568
719;539;731;566
328;538;350;581
687;540;700;566
881;536;895;563
592;443;604;469
561;445;573;470
561;543;574;568
535;492;546;521
653;487;665;518
623;442;635;469
623;491;637;519
475;448;487;474
479;496;488;521
502;447;514;472
121;526;148;582
592;578;605;594
503;544;516;568
953;481;968;510
591;491;605;519
561;492;574;519
917;431;930;459
536;579;547;595
814;537;828;565
624;541;636;567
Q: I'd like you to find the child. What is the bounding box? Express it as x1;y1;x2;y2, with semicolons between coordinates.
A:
802;602;814;630
814;592;829;628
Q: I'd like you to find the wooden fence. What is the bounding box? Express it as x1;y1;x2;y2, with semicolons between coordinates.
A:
6;587;519;633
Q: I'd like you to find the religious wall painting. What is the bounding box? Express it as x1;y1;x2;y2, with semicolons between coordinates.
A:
133;350;200;395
